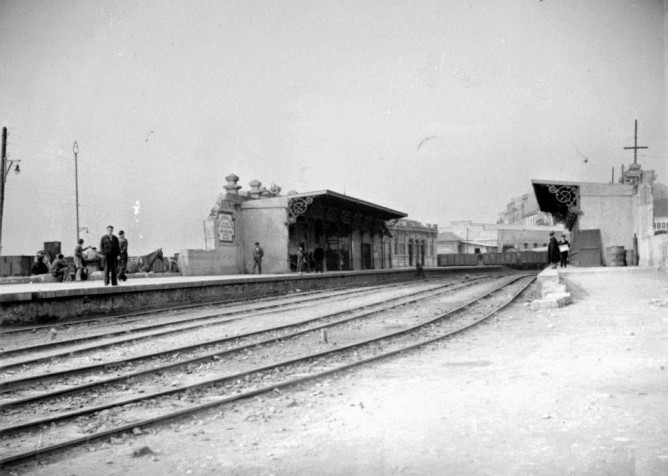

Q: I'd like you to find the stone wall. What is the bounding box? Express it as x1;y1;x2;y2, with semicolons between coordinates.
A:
578;182;635;265
178;249;238;276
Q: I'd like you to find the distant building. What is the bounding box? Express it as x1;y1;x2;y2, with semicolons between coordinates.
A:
390;219;438;267
497;192;556;227
437;221;566;254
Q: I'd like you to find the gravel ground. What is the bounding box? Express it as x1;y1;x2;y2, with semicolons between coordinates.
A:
7;268;668;476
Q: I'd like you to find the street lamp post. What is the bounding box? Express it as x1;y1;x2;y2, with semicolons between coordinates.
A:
73;141;80;242
0;127;21;256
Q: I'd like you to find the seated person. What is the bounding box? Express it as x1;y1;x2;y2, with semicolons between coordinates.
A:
30;255;49;275
50;254;72;282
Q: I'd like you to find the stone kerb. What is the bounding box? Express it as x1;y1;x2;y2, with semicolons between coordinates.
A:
531;267;573;310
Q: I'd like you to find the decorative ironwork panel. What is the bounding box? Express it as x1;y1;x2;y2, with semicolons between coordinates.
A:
383;218;400;237
547;185;579;212
287;196;314;224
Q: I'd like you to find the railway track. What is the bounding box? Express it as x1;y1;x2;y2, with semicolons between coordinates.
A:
0;275;495;373
1;274;487;361
1;273;446;338
0;274;490;400
0;278;436;352
0;272;534;468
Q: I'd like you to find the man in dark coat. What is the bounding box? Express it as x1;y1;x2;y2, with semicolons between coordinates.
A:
313;243;325;273
252;242;264;274
117;230;128;281
547;231;560;269
100;225;121;286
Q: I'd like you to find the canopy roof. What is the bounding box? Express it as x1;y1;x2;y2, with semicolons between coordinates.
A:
287;190;407;221
531;180;581;230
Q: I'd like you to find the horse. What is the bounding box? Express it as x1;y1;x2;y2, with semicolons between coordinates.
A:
135;248;163;273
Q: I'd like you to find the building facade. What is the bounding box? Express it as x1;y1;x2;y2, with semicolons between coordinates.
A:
437;221;566;254
532;162;667;268
497;192;557;227
179;174;407;275
390;219;438;268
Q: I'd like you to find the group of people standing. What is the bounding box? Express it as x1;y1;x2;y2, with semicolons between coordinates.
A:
30;225;129;285
296;242;325;274
250;241;327;275
547;231;570;269
97;225;129;285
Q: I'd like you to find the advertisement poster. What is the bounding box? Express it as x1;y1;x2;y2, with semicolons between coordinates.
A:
218;212;235;243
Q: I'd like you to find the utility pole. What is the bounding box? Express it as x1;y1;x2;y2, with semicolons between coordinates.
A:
0;127;6;255
0;127;21;255
73;141;80;242
623;119;648;164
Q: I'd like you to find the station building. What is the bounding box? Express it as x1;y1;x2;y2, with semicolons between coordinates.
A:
179;174;412;275
532;162;667;269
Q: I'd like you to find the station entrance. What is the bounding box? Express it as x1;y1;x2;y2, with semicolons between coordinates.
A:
286;191;405;272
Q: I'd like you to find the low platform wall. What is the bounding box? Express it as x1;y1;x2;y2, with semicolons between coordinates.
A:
0;266;506;326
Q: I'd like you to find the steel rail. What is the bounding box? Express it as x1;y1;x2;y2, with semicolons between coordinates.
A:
0;276;490;401
0;275;534;466
0;277;471;372
0;279;391;335
0;279;423;355
0;274;424;336
1;274;530;439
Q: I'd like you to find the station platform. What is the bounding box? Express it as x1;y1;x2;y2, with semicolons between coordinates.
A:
533;264;656;310
0;266;505;326
11;266;668;475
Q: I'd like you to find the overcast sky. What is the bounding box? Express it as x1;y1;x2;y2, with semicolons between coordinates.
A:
1;0;666;256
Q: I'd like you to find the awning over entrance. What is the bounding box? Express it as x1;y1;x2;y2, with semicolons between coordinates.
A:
287;190;407;231
531;180;581;230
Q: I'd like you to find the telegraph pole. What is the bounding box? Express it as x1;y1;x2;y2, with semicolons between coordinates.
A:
0;127;7;255
73;141;80;242
0;127;22;256
623;119;648;164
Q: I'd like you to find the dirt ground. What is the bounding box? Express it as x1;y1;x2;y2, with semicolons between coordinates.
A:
8;268;668;476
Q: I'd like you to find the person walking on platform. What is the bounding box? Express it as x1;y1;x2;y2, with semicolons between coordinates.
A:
252;242;264;274
50;253;72;282
314;243;325;273
73;239;91;281
296;245;305;274
547;231;560;269
100;225;121;286
559;234;570;268
118;230;128;281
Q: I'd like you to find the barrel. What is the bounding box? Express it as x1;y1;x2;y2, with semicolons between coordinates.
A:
605;246;626;266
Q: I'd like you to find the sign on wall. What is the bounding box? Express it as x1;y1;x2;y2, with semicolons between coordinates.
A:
654;217;668;233
218;212;235;243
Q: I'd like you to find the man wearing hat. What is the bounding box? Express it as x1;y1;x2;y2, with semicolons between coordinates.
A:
547;231;560;269
252;242;264;274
